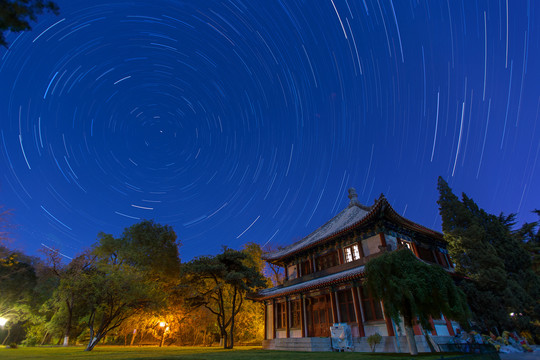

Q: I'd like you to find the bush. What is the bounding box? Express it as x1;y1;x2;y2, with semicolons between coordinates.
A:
367;332;382;352
22;336;38;347
9;342;18;349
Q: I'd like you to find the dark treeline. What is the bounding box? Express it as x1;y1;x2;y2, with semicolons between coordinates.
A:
437;177;540;343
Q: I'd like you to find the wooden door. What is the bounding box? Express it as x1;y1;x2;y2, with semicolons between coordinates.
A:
307;295;331;337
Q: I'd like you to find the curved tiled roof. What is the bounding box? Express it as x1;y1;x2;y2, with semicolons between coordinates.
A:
263;191;444;263
263;204;371;261
254;265;365;300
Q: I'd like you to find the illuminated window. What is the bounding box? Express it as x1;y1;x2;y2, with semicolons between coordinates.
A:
344;244;361;262
399;239;411;250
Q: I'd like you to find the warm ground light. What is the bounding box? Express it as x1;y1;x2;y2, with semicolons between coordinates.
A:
0;346;477;360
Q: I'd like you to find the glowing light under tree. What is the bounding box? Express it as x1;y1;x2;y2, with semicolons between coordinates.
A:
0;317;7;327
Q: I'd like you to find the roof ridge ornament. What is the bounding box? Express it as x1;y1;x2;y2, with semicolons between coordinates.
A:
348;188;360;207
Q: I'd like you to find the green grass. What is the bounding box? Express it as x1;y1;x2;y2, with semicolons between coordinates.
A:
0;345;463;360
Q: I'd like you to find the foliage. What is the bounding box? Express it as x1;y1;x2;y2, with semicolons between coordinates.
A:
367;332;382;352
365;248;469;355
182;247;267;349
515;210;540;276
437;177;540;339
0;246;40;344
93;220;181;280
0;0;59;47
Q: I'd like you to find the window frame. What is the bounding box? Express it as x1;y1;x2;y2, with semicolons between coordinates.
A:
359;286;384;322
337;289;356;323
290;300;301;328
344;243;361;263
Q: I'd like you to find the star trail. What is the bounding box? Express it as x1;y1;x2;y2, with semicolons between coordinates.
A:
0;0;539;260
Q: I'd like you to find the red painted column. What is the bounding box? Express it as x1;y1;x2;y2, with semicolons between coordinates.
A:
285;298;290;338
272;299;277;339
428;317;437;335
302;295;309;337
379;232;387;247
352;286;365;337
381;302;395;336
264;302;268;340
330;291;338;324
300;295;306;337
413;319;422;336
444;315;455;336
337;246;344;264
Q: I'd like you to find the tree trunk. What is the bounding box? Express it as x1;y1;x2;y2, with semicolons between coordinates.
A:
85;336;100;351
228;317;235;349
63;298;73;347
130;329;137;346
1;328;10;345
40;330;50;345
404;324;418;356
221;333;228;349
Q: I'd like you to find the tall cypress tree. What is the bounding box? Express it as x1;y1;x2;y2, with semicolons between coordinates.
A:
437;177;539;335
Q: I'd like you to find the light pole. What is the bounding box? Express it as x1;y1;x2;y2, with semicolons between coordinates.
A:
0;317;8;345
159;322;166;347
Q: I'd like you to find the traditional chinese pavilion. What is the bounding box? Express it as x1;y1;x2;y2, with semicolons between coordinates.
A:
253;188;459;352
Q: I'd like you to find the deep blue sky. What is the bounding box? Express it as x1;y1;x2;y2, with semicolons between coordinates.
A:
0;0;538;261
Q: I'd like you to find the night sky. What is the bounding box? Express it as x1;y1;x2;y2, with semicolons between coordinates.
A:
0;0;538;261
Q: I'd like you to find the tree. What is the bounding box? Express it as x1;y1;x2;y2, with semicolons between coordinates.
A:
182;247;267;349
44;250;95;346
516;210;540;276
365;248;469;355
74;220;180;351
0;0;59;47
437;177;540;336
92;220;181;280
0;246;38;344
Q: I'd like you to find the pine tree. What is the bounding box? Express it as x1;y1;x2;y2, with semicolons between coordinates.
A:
437;177;540;335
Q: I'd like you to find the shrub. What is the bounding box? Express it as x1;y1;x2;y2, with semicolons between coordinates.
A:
367;332;382;352
9;342;18;349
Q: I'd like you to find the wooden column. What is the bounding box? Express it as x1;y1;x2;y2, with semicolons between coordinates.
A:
285;298;290;338
297;260;301;277
334;291;341;323
444;315;455;336
264;302;268;340
272;299;277;339
337;245;344;264
351;286;365;337
300;295;306;337
330;290;338;324
311;254;317;273
302;295;309;337
410;242;420;258
379;232;387;247
413;320;422;336
428;317;437;335
381;301;395;336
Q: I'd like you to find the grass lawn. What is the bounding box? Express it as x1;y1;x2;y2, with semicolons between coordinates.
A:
0;345;464;360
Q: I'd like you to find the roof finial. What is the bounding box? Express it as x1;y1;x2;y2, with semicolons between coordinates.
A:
348;188;360;207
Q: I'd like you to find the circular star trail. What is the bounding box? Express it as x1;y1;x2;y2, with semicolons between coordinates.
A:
0;0;539;259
